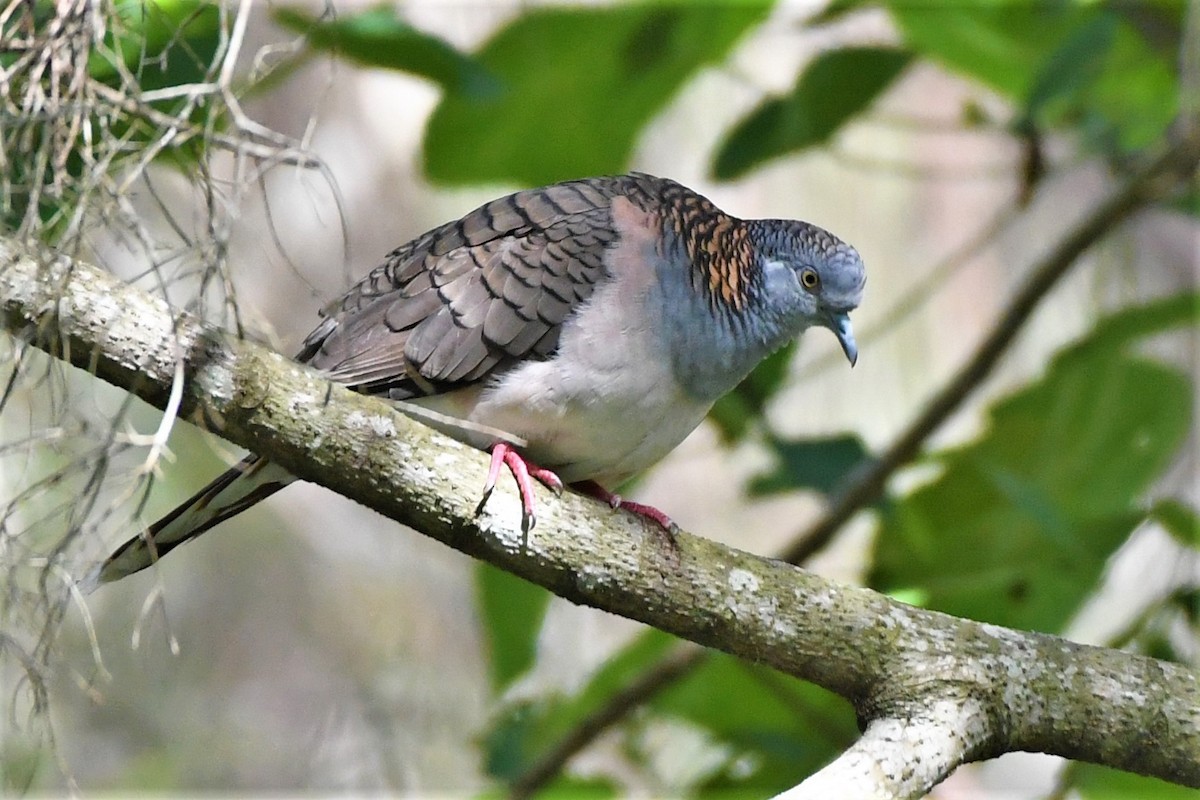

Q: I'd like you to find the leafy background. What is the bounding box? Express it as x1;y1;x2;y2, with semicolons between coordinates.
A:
1;1;1195;798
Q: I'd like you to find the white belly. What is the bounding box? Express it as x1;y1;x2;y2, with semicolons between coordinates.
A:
465;354;710;486
405;284;712;487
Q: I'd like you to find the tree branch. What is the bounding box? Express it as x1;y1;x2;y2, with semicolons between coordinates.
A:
2;230;1198;796
778;701;990;800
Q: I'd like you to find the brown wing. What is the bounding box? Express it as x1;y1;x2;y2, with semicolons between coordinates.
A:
298;175;658;400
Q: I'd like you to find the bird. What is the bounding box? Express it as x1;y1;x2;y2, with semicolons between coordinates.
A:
92;172;865;585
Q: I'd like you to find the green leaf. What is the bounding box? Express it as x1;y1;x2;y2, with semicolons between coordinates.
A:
475;562;553;692
1079;19;1178;152
274;5;496;98
870;296;1195;632
1174;588;1200;628
1171;184;1200;218
1149;500;1199;550
0;734;42;794
483;630;679;780
484;632;856;792
1023;14;1117;125
1129;588;1199;664
887;4;1178;154
1072;763;1200;799
1057;291;1198;363
805;0;870;28
1023;13;1177;153
532;776;620;799
749;434;872;498
651;653;855;792
424;3;771;186
888;4;1088;99
713;47;911;179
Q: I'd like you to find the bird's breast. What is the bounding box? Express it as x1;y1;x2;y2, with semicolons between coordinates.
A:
407;196;715;485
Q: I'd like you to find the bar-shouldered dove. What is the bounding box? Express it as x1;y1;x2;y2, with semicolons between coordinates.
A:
93;173;865;584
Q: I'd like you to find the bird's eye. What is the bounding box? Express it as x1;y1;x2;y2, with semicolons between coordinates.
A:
800;268;821;291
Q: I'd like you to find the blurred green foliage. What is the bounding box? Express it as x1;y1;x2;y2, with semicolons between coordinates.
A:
484;629;856;791
871;294;1196;632
1151;499;1200;549
484;631;677;781
713;47;913;179
476;562;552;691
749;433;872;499
97;0;222;93
423;3;771;185
1072;763;1200;799
890;2;1180;153
275;5;498;98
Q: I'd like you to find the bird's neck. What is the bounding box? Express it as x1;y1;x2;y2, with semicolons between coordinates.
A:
652;217;804;404
653;184;757;313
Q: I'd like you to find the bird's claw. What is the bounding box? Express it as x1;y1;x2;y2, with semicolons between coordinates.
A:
478;442;562;532
478;446;505;508
616;498;679;536
572;480;679;544
477;449;678;544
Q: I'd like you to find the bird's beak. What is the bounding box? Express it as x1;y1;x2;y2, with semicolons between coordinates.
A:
827;312;858;367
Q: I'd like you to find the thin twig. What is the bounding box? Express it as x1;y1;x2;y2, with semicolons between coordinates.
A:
509;645;707;800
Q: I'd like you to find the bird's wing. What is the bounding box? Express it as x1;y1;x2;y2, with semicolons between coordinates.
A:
299;175;654;399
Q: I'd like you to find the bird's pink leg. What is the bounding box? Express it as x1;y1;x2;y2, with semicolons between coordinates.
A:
479;442;563;531
572;480;679;534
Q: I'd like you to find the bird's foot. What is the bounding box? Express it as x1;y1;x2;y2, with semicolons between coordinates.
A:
478;442;563;532
572;480;680;542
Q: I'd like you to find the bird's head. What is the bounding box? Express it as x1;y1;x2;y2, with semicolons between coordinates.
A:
749;219;865;366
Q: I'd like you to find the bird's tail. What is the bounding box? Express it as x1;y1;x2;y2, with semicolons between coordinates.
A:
84;455;294;589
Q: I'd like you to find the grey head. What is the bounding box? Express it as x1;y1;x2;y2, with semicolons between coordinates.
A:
747;218;866;365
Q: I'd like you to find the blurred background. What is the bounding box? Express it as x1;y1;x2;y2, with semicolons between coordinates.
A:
1;1;1196;797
